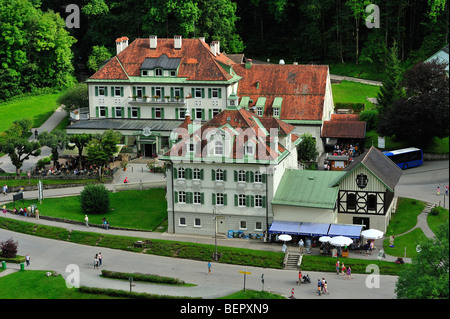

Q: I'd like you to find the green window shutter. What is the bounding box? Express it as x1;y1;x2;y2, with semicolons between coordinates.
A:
186;168;192;180
223;194;227;206
95;86;98;96
245;171;250;182
201;109;205;120
171;87;174;98
152;108;155;119
262;196;266;208
105;107;108;118
120;87;124;97
161;108;164;119
211;169;216;181
250;171;254;183
251;195;254;207
191;88;195;97
112;107;115;118
223;170;227;181
209;109;212;120
121;107;125;118
127;107;131;118
187;192;193;204
181;87;184;98
137;107;141;118
142;87;146;96
246;195;250;207
234;170;237;182
201;88;205;98
175;108;179;119
200;169;204;180
173;168;177;179
218;88;222;98
212;193;216;205
208;88;212;98
96;107;99;117
132;87;136;96
201;193;204;205
262;173;267;184
234;194;238;206
161;88;165;97
104;87;108;96
174;191;178;203
152;87;155;97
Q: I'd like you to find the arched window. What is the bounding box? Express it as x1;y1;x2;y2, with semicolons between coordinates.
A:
214;141;223;155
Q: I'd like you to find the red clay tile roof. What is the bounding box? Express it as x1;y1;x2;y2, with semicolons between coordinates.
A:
321;114;366;138
165;108;296;162
233;64;329;121
90;38;233;82
90;56;129;80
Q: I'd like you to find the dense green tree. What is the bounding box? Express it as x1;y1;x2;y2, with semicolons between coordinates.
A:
297;133;319;168
0;119;42;175
68;133;94;169
86;130;121;173
37;130;69;166
57;83;89;112
80;183;110;215
87;45;112;73
0;0;76;101
396;222;449;299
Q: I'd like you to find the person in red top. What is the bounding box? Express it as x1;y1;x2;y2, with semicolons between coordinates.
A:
124;177;129;183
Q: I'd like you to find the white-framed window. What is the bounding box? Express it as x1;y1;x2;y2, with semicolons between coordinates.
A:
257;107;263;116
193;192;201;204
193;168;201;180
214;141;223;156
238;170;246;182
216;169;223;181
142;70;148;76
136;87;144;97
255;171;262;183
244;145;254;155
170;70;176;77
255;222;263;231
194;88;202;98
131;107;139;118
115;107;122;118
189;143;195;153
154;87;162;98
178;108;186;119
238;194;246;207
178;191;186;204
98;86;106;96
216;193;224;206
174;87;182;98
211;108;221;118
179;217;186;226
239;221;247;230
255;195;263;208
114;87;122;97
154;108;162;119
98;106;107;117
195;108;203;119
273;108;280;117
155;68;163;76
194;218;202;227
212;88;219;99
178;167;185;179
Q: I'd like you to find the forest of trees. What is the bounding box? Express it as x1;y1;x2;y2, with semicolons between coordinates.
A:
0;0;448;100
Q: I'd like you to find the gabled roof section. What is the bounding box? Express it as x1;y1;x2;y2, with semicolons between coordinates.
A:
234;64;329;121
322;114;366;138
162;108;296;164
140;54;181;70
332;146;402;192
89;38;237;82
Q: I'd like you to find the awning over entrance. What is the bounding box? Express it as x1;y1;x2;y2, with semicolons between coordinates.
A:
327;224;363;238
268;220;301;235
298;222;330;237
269;221;363;238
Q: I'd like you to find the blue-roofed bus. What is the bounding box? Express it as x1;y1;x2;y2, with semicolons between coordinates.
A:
382;147;423;170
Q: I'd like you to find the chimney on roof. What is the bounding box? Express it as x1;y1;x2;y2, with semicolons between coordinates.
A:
121;37;129;50
116;37;126;55
279;59;285;65
199;37;205;43
150;35;157;49
210;41;220;56
293;61;298;65
245;58;253;69
174;35;182;49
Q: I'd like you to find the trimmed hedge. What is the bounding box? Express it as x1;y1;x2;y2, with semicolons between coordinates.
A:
101;269;186;285
78;286;200;299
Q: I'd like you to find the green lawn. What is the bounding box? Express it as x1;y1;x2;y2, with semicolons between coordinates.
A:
329;62;385;82
0;93;62;132
331;80;380;111
4;188;168;231
0;271;116;299
383;228;428;258
385;198;426;237
219;289;285;299
427;206;449;236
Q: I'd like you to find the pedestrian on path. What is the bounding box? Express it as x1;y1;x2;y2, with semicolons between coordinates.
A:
35;208;39;220
335;260;340;274
445;186;449;196
297;269;302;285
94;254;99;269
2;206;7;216
298;239;304;254
26;254;31;267
317;279;322;296
2;184;7;196
208;261;212;274
341;262;346;276
323;281;329;294
98;252;103;266
85;215;89;227
345;266;353;280
437;186;440;196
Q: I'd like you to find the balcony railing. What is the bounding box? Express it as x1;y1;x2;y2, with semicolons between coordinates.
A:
128;97;185;104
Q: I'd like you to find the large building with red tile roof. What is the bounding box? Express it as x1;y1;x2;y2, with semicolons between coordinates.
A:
67;36;334;156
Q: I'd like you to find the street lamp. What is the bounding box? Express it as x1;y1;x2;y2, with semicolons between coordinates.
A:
212;206;218;260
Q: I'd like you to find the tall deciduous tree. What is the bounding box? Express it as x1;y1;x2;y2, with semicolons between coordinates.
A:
0;119;41;175
37;130;69;166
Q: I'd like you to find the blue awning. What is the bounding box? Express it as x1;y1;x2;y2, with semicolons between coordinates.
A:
298;222;330;237
268;220;301;234
328;224;363;238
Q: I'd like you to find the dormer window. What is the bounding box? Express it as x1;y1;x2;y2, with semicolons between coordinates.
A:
244;145;254;155
214;141;223;156
273;108;280;117
155;68;163;76
142;70;148;76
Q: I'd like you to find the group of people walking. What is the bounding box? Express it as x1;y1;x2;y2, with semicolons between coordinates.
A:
335;260;353;279
94;252;103;269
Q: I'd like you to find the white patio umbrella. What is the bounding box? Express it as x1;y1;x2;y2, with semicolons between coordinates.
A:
360;229;384;240
319;236;332;243
278;234;292;242
329;236;353;247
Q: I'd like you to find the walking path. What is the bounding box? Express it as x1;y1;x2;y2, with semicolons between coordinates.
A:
330;74;382;86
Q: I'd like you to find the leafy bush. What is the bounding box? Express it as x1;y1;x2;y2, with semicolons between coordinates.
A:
359;109;379;131
101;269;185;285
0;238;18;258
430;207;441;216
79;183;110;215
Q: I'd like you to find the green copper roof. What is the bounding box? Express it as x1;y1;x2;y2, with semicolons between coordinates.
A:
272;169;345;209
